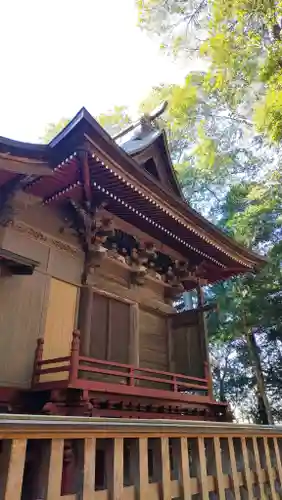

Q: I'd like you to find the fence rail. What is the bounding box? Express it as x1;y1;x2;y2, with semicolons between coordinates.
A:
0;414;282;499
33;331;210;398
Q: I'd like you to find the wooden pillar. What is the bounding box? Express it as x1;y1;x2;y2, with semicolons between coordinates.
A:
106;300;112;360
77;286;92;356
197;284;213;398
166;317;173;372
129;303;139;366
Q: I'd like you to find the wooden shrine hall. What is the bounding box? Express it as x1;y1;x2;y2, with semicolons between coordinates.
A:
0;106;264;422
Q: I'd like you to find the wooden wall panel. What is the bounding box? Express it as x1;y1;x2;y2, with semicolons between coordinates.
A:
89;269;173;316
0;271;47;387
20;204;82;249
2;228;49;271
43;278;77;362
110;299;130;364
172;314;205;378
139;309;168;371
47;248;83;285
89;294;108;360
89;293;131;364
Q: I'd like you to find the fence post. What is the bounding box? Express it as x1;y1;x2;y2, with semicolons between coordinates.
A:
69;330;80;385
32;338;44;386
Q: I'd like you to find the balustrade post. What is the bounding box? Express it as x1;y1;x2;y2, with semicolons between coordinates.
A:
32;338;44;387
69;330;80;385
129;367;134;386
172;375;177;392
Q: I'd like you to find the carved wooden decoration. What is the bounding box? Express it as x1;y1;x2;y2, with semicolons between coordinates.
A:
0;176;25;226
65;199;116;281
129;248;148;286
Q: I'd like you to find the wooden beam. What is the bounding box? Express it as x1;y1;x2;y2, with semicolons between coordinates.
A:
78;150;92;206
0;153;52;176
171;304;217;328
99;207;184;261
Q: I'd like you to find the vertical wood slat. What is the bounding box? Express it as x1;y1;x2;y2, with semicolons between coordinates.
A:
160;438;171;500
252;436;265;498
228;437;241;500
179;437;192;500
2;439;27;500
263;437;278;499
213;437;225;500
83;438;96;500
241;437;253;497
197;437;209;500
46;439;64;500
2;429;282;499
136;438;149;500
112;438;124;500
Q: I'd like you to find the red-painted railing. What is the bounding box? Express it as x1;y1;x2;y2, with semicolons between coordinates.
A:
32;330;209;397
77;355;209;393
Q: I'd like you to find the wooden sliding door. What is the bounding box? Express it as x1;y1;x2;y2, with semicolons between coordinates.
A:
171;310;206;378
42;278;78;381
79;287;138;365
43;278;78;360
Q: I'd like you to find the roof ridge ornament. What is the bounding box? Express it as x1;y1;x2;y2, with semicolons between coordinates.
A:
113;101;168;141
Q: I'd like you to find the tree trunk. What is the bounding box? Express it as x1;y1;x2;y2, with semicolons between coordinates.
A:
245;329;273;425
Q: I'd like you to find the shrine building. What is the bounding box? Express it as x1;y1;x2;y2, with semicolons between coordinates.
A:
0;106;264;421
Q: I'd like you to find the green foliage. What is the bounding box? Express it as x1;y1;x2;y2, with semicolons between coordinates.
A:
136;0;282;141
140;79;269;218
98;105;132;136
137;0;282;421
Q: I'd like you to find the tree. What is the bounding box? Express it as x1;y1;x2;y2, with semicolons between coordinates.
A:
140;80;276;219
137;0;282;142
137;0;282;423
207;168;282;423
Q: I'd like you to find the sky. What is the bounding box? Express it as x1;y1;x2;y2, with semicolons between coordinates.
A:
0;0;189;143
